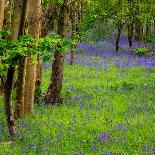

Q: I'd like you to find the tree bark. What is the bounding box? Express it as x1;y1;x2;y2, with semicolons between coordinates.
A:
70;2;77;65
10;0;22;40
15;57;27;118
3;0;13;40
0;0;5;92
128;21;133;47
41;4;55;37
146;22;151;40
4;66;17;137
24;0;41;114
45;0;69;104
35;54;42;105
116;24;121;51
139;24;144;42
0;0;5;31
15;0;29;118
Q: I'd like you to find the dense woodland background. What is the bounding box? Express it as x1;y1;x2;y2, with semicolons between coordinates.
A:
0;0;155;154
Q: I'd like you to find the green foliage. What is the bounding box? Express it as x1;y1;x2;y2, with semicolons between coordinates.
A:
133;47;149;56
80;0;154;41
0;31;72;76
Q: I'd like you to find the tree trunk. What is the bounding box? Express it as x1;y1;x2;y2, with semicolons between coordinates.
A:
10;0;22;40
35;54;42;105
41;4;55;37
0;0;5;93
15;57;27;118
139;24;144;42
70;3;76;65
135;22;140;41
15;0;29;118
128;21;133;47
146;22;151;40
24;0;41;114
0;0;5;31
45;0;69;104
3;0;13;40
153;20;155;34
4;66;17;137
24;59;36;114
116;24;121;51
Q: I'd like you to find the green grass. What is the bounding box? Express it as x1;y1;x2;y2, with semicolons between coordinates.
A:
0;63;155;154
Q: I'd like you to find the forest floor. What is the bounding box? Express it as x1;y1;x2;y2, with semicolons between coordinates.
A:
0;38;155;154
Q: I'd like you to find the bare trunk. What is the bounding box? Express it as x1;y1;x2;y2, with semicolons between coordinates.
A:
139;24;144;42
70;3;76;65
15;0;29;118
35;54;42;105
146;23;151;40
0;0;5;31
128;21;133;47
0;0;5;93
70;49;75;65
10;0;22;40
24;0;41;113
41;4;55;37
154;20;155;34
24;59;36;114
116;25;121;51
3;0;13;40
45;0;69;104
135;22;140;40
4;66;16;137
15;57;27;118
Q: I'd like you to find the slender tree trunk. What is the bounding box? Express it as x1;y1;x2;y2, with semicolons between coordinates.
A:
3;0;13;40
135;22;140;41
128;21;133;47
4;66;16;137
24;0;41;114
70;3;76;65
116;24;121;51
45;0;69;104
15;57;27;118
41;4;56;37
139;24;144;42
146;22;151;40
0;0;5;31
3;0;17;138
15;0;29;118
10;0;22;40
153;20;155;34
0;0;5;93
35;54;42;104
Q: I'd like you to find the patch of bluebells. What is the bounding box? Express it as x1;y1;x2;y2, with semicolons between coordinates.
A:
95;132;111;142
65;34;155;68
